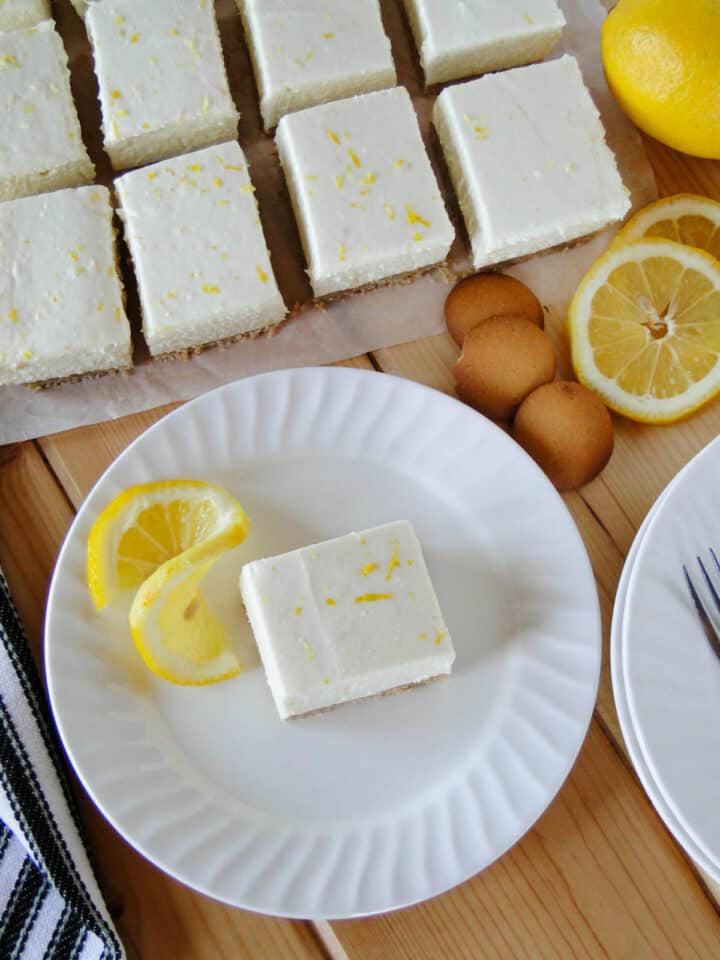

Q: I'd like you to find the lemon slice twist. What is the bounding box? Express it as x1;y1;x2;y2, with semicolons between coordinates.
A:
87;480;250;685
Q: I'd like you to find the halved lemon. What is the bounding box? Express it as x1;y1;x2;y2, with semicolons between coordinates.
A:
130;553;241;685
569;238;720;423
87;480;250;610
613;194;720;261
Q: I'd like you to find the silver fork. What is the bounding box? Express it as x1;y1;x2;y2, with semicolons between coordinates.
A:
683;550;720;661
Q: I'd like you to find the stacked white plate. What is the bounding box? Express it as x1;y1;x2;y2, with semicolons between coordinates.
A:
612;435;720;884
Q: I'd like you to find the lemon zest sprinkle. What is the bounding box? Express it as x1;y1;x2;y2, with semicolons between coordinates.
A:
385;543;400;581
406;204;430;227
355;593;394;603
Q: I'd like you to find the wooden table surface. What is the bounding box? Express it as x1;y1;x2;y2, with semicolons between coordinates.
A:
2;92;720;960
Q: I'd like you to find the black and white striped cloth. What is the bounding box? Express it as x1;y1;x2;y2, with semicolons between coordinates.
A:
0;571;124;959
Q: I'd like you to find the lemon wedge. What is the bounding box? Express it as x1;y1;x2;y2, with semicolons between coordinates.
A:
87;480;250;610
569;238;720;423
129;553;241;685
613;194;720;261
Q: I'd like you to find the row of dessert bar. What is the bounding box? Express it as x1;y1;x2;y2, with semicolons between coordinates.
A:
1;0;569;191
2;0;568;147
0;1;630;388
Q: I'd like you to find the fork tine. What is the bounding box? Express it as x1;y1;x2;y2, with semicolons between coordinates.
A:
697;554;720;615
684;560;720;661
684;564;707;619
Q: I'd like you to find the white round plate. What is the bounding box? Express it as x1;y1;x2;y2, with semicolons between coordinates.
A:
46;367;601;919
622;437;720;880
611;447;720;883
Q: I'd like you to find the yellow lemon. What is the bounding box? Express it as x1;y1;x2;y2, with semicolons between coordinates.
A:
87;480;250;609
129;553;241;686
569;238;720;423
602;0;720;159
613;194;720;261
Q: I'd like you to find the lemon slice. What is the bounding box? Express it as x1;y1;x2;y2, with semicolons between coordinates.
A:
569;238;720;423
613;194;720;261
87;480;250;609
130;553;241;685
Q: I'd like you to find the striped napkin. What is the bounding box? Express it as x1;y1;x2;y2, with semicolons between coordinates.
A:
0;571;124;959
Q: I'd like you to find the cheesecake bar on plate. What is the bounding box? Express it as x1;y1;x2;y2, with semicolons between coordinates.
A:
402;0;565;85
86;0;238;170
433;55;631;270
238;0;396;130
0;0;50;31
0;186;132;387
240;521;454;720
115;140;286;357
276;86;455;297
0;21;94;202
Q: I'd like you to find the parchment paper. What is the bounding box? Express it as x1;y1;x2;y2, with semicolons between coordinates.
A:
0;0;656;443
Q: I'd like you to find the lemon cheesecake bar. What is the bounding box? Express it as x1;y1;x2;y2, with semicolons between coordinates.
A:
276;86;454;297
238;0;396;130
240;521;455;720
403;0;565;85
86;0;238;171
115;140;286;357
433;55;631;270
0;21;94;202
0;186;132;387
0;0;50;31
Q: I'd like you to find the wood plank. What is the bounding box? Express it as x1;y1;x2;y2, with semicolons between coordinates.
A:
0;442;328;960
372;336;458;395
642;138;720;200
0;443;74;666
39;356;374;508
332;723;720;960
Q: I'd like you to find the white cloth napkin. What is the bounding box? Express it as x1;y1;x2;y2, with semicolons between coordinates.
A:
0;570;124;959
